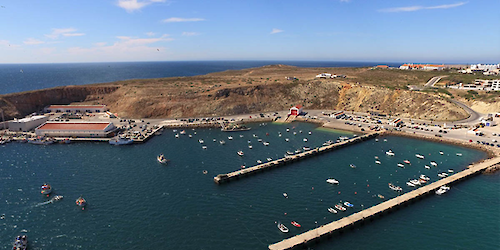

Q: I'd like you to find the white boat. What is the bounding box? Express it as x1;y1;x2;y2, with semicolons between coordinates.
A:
328;207;337;214
409;179;421;186
248;145;253;149
188;134;193;138
456;153;462;156
397;163;405;168
439;151;444;155
424;165;431;169
438;172;448;178
202;146;207;149
350;164;356;169
180;130;186;135
326;178;339;184
52;195;64;201
13;235;27;250
303;138;308;142
447;169;454;173
430;161;438;166
157;154;169;164
309;131;312;135
199;139;204;144
267;157;273;162
277;222;289;233
419;174;430;181
344;201;353;207
406;181;416;187
375;160;381;164
237;151;244;156
219;140;226;145
256;160;262;164
28;138;55;145
263;142;270;146
415;154;425;159
335;204;346;211
435;185;450;195
283;193;288;198
375;138;379;142
175;134;179;138
228;136;233;140
388;183;402;191
287;151;294;155
385;150;395;156
109;136;133;145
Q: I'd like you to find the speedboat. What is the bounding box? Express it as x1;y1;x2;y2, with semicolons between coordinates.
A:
439;151;444;155
335;204;346;211
277;222;289;233
40;183;52;195
109;136;133;145
420;174;430;181
430;161;438;166
424;165;431;169
415;154;425;159
75;196;87;207
388;183;402;191
403;160;411;164
263;142;270;146
397;163;405;168
438;172;448;178
344;201;353;207
435;185;450;195
385;150;395;156
349;164;356;169
456;153;462;156
237;151;244;156
375;160;381;164
291;221;301;227
157;154;168;164
13;235;27;250
328;207;338;214
326;178;339;184
283;193;288;198
294;149;301;154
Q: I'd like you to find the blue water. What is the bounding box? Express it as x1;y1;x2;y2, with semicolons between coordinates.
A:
0;61;401;94
0;122;497;249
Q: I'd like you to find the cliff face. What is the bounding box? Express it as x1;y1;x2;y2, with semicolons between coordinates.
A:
0;86;119;120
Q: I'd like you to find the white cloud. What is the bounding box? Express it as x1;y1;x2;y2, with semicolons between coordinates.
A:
117;0;166;12
45;28;85;39
182;32;200;36
146;32;156;36
270;28;284;34
94;42;107;47
379;1;467;13
162;17;205;23
23;38;45;45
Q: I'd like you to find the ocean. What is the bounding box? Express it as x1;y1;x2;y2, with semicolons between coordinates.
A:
0;61;401;95
0;122;498;249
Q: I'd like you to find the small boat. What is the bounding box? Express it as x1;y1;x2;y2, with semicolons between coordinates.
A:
438;172;449;178
377;194;385;199
287;151;294;155
75;196;87;207
435;185;450;195
343;201;353;207
308;131;312;135
375;160;381;164
322;140;334;146
419;174;430;181
277;222;289;233
335;204;346;211
385;150;395;156
28;137;55;145
157;154;169;164
198;139;204;144
202;146;207;149
406;181;416;187
228;136;233;140
203;170;208;174
291;221;301;227
253;134;258;138
439;151;444;155
256;160;262;164
175;134;179;138
349;164;356;169
415;154;425;159
375;138;379;142
237;151;244;156
267;157;273;162
397;163;405;168
219;140;226;145
41;183;52;195
403;160;411;164
239;135;244;138
328;207;337;214
180;130;186;135
388;183;402;192
374;156;379;159
109;136;133;145
303;138;308;142
12;235;27;250
424;165;431;169
52;195;64;201
285;138;289;142
447;169;454;173
213;139;216;142
248;145;253;149
283;193;288;198
188;134;193;138
326;178;339;184
409;179;421;186
303;146;311;151
456;153;462;156
430;161;438;166
263;142;270;146
286;128;290;132
293;132;297;135
241;165;246;169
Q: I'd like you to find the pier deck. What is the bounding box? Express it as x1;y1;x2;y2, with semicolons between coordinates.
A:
213;132;379;184
268;156;500;250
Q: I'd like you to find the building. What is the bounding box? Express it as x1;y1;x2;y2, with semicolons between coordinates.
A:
449;79;500;91
288;105;303;116
399;63;445;71
316;73;332;78
35;122;117;138
390;118;403;127
332;111;345;119
44;105;108;113
376;65;389;69
8;115;49;132
470;64;499;71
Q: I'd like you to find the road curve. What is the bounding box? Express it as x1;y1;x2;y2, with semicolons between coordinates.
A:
450;99;482;125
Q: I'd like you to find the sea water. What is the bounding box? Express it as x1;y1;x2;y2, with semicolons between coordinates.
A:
0;122;497;249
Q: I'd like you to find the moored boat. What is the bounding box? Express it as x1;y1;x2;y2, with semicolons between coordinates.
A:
277;222;289;233
12;235;27;250
157;154;169;164
75;196;87;207
435;185;450;195
388;183;402;191
237;150;244;156
420;174;430;181
326;178;339;184
109;136;133;145
219;140;225;145
335;204;346;211
375;160;381;164
385;150;395;156
403;160;411;164
397;163;405;168
430;161;438;166
415;154;425;159
343;201;353;207
291;221;301;227
438;172;449;178
328;207;337;214
40;183;52;195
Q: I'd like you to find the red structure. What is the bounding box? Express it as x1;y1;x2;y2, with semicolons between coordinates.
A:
288;105;303;116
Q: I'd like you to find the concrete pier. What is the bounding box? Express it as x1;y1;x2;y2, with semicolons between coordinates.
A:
213;132;379;184
268;156;500;250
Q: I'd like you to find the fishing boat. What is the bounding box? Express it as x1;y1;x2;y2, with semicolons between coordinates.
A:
343;201;353;207
328;207;337;214
415;154;425;159
109;136;133;145
188;134;193;138
403;160;411;164
349;164;356;169
430;161;438;166
375;160;381;164
157;154;168;164
12;235;27;250
435;185;450;195
291;221;301;227
40;183;52;195
397;163;405;168
75;196;87;207
277;222;289;233
385;150;395;156
326;178;339;184
335;204;346;211
388;183;402;191
237;151;244;156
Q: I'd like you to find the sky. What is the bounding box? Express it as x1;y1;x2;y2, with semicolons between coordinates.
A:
0;0;499;64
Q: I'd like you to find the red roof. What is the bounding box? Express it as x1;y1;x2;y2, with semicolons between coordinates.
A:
294;105;303;109
48;105;106;109
37;123;110;131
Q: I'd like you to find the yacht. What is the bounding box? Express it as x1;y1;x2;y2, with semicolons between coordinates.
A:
343;201;353;208
385;150;395;156
12;235;27;250
326;178;339;184
409;179;421;186
435;186;450;195
397;163;405;168
430;161;438;166
328;207;337;214
415;154;425;159
388;183;402;191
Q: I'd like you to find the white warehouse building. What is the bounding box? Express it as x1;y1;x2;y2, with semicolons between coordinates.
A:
8;115;49;132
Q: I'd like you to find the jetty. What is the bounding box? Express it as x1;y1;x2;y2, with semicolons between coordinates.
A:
268;156;500;250
213;132;379;184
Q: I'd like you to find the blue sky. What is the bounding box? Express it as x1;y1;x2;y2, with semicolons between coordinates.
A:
0;0;499;63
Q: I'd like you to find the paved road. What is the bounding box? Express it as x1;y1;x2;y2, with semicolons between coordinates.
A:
449;99;482;125
425;76;446;87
